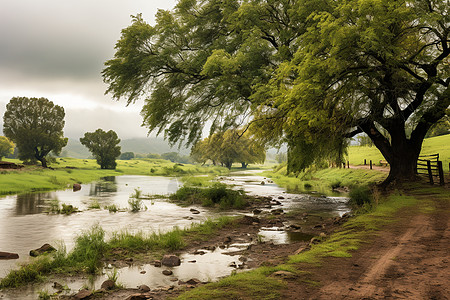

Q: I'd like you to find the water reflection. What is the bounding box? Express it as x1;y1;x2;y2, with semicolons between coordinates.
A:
15;193;51;215
89;177;117;197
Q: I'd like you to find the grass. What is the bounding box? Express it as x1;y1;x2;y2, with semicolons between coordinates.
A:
169;183;248;209
263;167;386;195
347;134;450;168
0;216;237;288
0;157;229;196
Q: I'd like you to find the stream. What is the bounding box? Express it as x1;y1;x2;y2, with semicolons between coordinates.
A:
0;172;349;299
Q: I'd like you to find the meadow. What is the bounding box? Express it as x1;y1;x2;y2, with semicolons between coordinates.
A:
347;134;450;168
0;157;228;196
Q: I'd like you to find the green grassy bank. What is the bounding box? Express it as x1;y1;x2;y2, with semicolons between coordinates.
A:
0;157;228;196
347;134;450;168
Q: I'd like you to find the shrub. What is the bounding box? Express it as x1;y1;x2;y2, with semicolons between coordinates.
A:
348;186;372;207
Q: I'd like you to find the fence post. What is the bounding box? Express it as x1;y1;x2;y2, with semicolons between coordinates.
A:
438;161;445;186
364;159;366;165
347;161;349;168
427;160;434;185
342;162;346;169
370;160;372;170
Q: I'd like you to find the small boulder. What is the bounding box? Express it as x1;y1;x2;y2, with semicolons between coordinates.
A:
161;255;181;267
240;215;259;225
252;209;262;215
271;208;284;215
125;294;148;300
138;284;151;292
100;279;115;290
73;289;92;299
73;183;82;192
29;244;56;257
140;270;146;274
271;270;298;280
278;196;285;200
153;260;162;267
0;251;19;260
162;270;173;276
190;208;200;214
186;278;202;285
260;181;265;185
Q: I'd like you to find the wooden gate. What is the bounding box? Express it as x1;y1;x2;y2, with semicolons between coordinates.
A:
417;154;445;185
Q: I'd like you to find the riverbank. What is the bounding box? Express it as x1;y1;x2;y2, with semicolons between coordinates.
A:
169;182;449;299
0;157;228;196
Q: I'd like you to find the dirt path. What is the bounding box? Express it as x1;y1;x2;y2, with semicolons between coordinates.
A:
283;192;450;300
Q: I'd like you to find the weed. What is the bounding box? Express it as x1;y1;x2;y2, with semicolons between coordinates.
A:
128;198;146;212
349;186;373;207
88;200;101;209
60;204;78;215
38;290;52;300
105;204;118;213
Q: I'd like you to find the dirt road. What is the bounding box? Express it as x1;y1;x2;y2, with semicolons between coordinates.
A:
283;190;450;300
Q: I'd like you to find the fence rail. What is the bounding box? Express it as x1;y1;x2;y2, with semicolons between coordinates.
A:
416;154;444;185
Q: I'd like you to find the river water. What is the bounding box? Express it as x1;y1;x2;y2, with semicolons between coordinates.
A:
0;173;349;299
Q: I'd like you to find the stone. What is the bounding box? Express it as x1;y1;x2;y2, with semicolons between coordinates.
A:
140;270;146;274
125;294;148;300
0;251;19;260
271;271;298;280
152;260;162;267
278;196;285;200
53;282;64;291
73;289;92;299
224;236;232;244
289;224;302;230
186;278;202;285
260;181;265;185
29;244;56;257
162;270;173;276
271;200;282;205
294;246;310;255
193;250;206;255
190;208;200;214
252;209;262;215
188;260;196;263
271;208;284;215
100;279;115;290
161;255;181;267
138;284;151;292
125;257;133;262
170;277;179;282
240;215;259;225
73;183;82;192
228;262;237;268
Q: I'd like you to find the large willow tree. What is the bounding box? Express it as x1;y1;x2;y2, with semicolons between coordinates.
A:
103;0;449;185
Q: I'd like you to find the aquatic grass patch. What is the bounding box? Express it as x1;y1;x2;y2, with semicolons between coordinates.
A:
170;183;248;209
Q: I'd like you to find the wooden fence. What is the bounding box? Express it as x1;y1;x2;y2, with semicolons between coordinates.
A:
416;154;445;185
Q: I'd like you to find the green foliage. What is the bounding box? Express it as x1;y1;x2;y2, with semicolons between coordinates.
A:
349;186;373;207
80;129;121;169
103;0;449;184
105;204;119;213
170;183;247;209
119;152;135;160
191;129;266;169
2;97;68;167
0;136;15;160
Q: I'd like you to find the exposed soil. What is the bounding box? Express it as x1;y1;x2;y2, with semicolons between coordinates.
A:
281;190;450;300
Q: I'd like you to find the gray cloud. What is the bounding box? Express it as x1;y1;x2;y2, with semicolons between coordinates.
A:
0;0;177;139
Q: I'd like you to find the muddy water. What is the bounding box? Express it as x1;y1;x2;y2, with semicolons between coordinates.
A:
0;173;349;299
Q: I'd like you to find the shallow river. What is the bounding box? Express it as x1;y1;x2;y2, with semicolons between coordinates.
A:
0;173;349;299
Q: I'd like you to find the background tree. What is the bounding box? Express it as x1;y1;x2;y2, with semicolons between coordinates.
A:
120;152;135;160
0;136;15;161
3;97;68;167
104;0;449;185
191;129;265;169
80;129;121;169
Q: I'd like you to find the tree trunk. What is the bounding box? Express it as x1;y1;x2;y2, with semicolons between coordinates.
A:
241;162;248;168
38;157;48;168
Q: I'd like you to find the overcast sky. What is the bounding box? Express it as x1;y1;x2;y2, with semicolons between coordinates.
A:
0;0;177;140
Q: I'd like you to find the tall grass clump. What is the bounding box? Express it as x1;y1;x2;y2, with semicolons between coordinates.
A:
348;186;373;207
128;188;146;212
170;183;247;209
67;224;107;273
